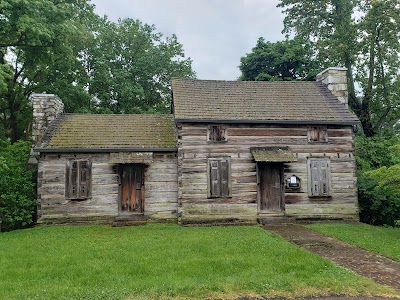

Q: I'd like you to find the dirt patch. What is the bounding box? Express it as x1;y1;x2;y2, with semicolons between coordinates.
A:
264;224;400;291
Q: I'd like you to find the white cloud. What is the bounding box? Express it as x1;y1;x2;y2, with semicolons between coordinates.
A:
91;0;284;80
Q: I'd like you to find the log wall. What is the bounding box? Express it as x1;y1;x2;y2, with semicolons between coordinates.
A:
37;152;178;224
177;123;358;223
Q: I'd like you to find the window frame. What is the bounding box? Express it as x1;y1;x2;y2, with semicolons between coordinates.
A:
207;125;227;143
307;126;328;143
65;159;92;200
307;157;331;197
207;157;232;198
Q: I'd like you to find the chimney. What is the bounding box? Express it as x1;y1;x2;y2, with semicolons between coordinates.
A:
316;67;348;108
31;94;64;147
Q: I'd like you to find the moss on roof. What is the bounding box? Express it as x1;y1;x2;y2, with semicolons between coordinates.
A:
251;147;295;162
37;114;176;150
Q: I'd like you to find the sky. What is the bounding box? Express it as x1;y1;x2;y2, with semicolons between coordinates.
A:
91;0;285;80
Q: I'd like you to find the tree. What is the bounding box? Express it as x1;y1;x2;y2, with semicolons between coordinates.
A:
239;38;320;81
86;18;194;114
0;1;195;140
0;0;95;141
356;135;400;226
278;0;400;137
0;139;36;231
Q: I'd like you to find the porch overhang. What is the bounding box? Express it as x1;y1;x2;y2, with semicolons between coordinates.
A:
250;147;296;162
110;152;153;164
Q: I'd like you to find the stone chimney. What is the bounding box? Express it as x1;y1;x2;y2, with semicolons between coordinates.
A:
316;67;348;108
31;93;64;146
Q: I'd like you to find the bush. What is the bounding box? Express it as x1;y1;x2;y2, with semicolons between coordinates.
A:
0;140;36;231
356;135;400;226
358;170;400;226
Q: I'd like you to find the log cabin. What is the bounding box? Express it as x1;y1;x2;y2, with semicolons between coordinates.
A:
31;102;178;224
31;67;360;225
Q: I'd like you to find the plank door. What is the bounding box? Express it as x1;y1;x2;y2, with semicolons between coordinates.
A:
120;164;144;213
258;163;284;212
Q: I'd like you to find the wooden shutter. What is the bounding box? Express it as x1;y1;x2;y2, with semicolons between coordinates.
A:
220;158;229;197
66;159;92;200
309;127;319;142
78;160;92;199
209;160;220;197
208;158;231;198
319;128;328;142
309;158;331;197
308;126;328;142
319;159;330;195
310;160;320;196
208;125;227;142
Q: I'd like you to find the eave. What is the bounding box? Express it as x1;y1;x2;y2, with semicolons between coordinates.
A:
174;119;360;126
33;147;178;154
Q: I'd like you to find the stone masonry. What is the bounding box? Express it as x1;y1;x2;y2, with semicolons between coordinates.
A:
31;94;64;146
316;67;349;108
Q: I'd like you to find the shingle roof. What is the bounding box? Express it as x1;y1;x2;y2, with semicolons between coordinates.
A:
172;79;359;124
36;114;176;151
251;147;296;162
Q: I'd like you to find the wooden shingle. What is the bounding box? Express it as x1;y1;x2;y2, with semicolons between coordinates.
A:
172;79;359;124
36;114;176;151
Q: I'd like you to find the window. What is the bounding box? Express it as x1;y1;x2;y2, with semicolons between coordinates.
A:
208;125;227;142
308;126;328;143
308;158;331;197
208;158;231;198
66;159;92;200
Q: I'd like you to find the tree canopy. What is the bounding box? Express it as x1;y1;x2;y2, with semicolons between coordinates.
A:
239;38;319;81
278;0;400;137
0;0;195;141
86;18;194;114
0;0;95;141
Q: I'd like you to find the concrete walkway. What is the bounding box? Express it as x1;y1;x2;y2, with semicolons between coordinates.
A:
263;224;400;291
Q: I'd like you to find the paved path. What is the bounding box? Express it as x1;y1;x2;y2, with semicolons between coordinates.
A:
263;224;400;291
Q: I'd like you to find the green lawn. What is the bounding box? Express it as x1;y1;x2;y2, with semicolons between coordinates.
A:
308;223;400;262
0;224;398;300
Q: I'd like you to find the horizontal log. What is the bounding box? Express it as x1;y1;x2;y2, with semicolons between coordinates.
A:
146;173;177;182
180;195;257;204
145;183;178;192
92;184;119;196
92;175;118;185
285;203;359;219
182;203;257;215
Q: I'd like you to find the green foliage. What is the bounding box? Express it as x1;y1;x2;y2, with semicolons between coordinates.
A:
308;223;400;262
0;139;36;231
239;37;319;81
86;18;195;114
356;135;400;226
0;0;96;141
278;0;400;137
0;224;395;299
0;1;195;140
355;135;400;170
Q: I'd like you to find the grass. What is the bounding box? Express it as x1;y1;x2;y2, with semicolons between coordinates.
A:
308;222;400;262
0;224;398;300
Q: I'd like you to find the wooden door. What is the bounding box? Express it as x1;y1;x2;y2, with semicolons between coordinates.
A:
258;163;284;212
120;164;144;212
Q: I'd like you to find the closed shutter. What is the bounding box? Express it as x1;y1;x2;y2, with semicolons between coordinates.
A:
208;125;227;142
209;160;220;197
309;158;331;196
308;126;328;142
208;158;231;198
66;159;92;199
220;158;229;197
310;160;320;196
319;159;329;195
80;160;92;198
